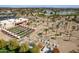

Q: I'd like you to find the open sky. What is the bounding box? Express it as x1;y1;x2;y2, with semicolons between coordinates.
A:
0;5;79;8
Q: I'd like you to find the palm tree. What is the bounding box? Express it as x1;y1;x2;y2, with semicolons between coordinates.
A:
68;26;75;41
55;23;60;40
64;21;68;33
67;17;74;41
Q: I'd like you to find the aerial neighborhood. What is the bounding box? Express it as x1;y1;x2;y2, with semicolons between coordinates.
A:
0;8;79;53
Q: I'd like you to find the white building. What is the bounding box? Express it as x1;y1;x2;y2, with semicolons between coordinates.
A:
15;18;28;24
0;18;28;29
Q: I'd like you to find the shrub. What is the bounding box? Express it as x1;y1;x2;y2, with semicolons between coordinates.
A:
19;42;29;53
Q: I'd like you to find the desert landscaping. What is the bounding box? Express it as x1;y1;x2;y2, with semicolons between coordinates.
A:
0;8;79;53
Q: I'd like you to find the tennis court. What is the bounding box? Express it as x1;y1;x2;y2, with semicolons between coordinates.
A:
7;26;34;38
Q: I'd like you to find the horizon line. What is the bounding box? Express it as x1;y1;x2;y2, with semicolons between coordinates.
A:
0;5;79;8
